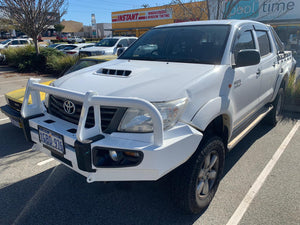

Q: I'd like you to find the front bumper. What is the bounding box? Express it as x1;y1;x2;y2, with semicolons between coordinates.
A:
0;105;22;128
21;78;203;182
28;114;202;182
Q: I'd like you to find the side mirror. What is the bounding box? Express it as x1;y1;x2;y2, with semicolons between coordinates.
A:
117;47;125;56
235;49;260;68
117;43;123;48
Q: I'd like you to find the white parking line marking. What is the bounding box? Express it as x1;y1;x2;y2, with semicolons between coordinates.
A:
226;120;300;225
0;79;28;84
0;117;9;121
37;158;54;166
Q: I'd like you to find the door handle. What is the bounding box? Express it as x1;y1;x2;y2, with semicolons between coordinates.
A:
256;68;261;78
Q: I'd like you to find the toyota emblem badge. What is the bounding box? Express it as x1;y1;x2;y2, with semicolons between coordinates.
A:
63;100;76;114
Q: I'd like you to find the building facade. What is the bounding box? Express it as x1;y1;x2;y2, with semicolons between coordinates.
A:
111;2;207;37
83;23;112;38
226;0;300;52
112;0;300;53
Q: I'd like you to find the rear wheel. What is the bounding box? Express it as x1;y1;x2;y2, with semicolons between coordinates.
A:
172;136;225;214
265;88;284;126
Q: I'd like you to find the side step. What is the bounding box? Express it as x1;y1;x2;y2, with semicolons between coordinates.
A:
227;106;273;150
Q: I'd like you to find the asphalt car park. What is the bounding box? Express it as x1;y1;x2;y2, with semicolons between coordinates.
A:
0;70;299;225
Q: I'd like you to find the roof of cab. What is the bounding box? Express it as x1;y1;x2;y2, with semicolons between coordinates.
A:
155;19;267;28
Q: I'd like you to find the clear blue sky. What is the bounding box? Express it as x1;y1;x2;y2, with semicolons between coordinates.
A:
62;0;173;25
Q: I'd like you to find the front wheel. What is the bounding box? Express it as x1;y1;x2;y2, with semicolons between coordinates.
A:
172;136;225;214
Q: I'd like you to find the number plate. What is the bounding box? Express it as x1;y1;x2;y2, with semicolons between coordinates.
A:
38;126;65;155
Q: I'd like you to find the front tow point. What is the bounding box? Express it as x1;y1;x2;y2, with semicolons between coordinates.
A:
87;175;95;183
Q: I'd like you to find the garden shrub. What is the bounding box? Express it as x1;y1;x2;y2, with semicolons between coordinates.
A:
2;45;77;75
46;54;78;76
285;72;300;104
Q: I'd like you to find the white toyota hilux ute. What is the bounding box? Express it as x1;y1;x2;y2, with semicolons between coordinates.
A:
20;20;294;214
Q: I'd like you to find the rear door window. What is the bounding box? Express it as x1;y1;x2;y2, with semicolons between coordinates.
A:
11;40;19;45
19;40;28;45
256;31;272;57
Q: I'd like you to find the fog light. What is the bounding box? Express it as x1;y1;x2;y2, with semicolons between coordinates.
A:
92;147;144;168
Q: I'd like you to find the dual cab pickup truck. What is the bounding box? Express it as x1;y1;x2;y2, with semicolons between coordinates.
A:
20;20;294;214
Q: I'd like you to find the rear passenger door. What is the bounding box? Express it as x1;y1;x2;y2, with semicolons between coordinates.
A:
254;25;279;106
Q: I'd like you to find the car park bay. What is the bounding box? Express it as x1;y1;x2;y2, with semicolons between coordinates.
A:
0;72;299;225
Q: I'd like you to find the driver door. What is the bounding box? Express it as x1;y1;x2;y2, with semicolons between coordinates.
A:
230;26;261;129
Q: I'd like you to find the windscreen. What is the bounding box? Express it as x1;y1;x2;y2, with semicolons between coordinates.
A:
56;45;69;50
119;25;231;64
63;45;77;50
1;40;11;45
65;59;100;74
48;44;60;48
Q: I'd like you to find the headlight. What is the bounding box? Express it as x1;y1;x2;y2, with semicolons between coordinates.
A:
118;98;187;133
44;81;55;108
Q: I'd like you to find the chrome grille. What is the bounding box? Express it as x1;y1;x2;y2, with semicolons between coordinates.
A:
48;95;124;132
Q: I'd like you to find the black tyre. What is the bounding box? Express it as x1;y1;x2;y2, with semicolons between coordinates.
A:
172;136;225;214
264;88;284;126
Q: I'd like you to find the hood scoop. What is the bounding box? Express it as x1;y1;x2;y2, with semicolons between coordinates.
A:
96;68;132;77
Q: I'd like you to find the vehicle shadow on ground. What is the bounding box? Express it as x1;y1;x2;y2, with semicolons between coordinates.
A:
223;112;300;176
0;169;54;225
2;113;300;225
1;165;201;225
0;122;33;157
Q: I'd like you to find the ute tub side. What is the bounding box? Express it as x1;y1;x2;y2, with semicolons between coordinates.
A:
21;78;203;182
270;51;293;102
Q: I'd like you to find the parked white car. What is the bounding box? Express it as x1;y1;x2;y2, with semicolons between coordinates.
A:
0;38;33;50
63;43;95;56
79;36;137;57
67;36;86;44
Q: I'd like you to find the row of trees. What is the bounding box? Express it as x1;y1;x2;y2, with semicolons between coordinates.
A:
0;0;67;54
